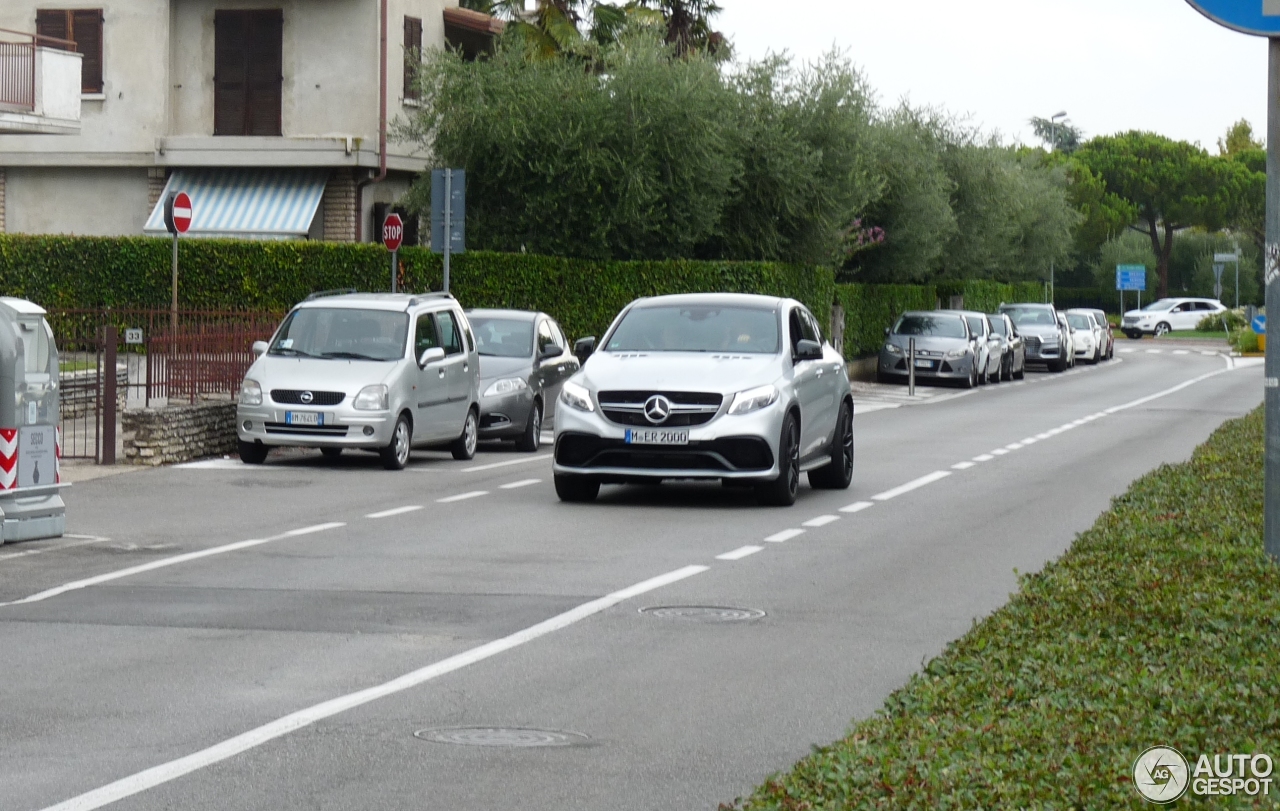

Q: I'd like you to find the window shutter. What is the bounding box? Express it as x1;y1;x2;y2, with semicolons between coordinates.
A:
403;17;422;100
71;10;103;93
214;11;248;135
35;10;70;45
245;10;282;136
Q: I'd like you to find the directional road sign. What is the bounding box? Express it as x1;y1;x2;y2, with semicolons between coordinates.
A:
1255;314;1268;335
1116;265;1147;291
1186;0;1280;36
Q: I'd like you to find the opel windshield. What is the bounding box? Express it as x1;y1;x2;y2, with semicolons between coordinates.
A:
268;308;409;361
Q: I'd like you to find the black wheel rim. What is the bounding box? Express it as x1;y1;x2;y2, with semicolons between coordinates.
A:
533;407;541;449
840;408;853;477
786;422;799;496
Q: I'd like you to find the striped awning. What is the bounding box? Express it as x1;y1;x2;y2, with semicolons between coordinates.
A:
143;169;328;240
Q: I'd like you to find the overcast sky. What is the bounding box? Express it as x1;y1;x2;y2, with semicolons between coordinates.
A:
718;0;1268;151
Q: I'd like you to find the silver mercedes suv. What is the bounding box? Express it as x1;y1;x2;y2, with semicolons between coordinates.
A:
237;292;480;469
552;293;854;506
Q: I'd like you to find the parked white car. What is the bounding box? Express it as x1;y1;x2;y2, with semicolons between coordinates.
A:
1120;298;1226;338
1065;310;1104;364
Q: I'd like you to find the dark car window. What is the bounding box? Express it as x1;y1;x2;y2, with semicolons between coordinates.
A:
548;320;568;349
892;314;967;339
988;317;1008;337
965;315;986;337
437;311;464;356
800;309;823;345
537;319;557;355
414;313;438;357
1003;306;1057;327
1067;313;1092;330
470;316;534;358
608;305;781;354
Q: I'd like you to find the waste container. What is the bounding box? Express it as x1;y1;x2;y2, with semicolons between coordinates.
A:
0;297;66;545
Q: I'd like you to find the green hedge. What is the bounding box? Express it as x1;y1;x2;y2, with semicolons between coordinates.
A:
936;280;1047;312
837;283;937;359
1054;286;1118;313
0;235;835;351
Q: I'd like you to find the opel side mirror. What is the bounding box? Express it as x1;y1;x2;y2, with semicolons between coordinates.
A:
252;340;268;357
419;347;446;367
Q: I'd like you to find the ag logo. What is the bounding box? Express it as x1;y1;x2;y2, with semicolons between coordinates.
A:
1133;746;1190;803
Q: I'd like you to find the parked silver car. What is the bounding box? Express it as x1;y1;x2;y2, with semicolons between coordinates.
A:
953;310;1003;385
467;308;581;452
987;312;1026;380
552;293;854;506
998;303;1072;372
237;292;481;469
878;311;982;388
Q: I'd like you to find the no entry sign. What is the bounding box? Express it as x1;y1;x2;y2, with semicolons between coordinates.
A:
164;192;192;235
382;213;404;252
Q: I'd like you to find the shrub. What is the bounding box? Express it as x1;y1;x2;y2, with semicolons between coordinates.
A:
1197;310;1246;331
837;283;936;358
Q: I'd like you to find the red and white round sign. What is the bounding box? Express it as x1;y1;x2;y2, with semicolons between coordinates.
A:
382;213;404;251
169;192;192;234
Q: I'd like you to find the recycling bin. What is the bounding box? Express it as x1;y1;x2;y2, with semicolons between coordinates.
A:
0;297;66;545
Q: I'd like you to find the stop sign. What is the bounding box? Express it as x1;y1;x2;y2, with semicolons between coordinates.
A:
164;191;192;235
382;213;404;251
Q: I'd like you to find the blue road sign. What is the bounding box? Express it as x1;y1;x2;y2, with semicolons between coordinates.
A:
1116;265;1147;291
1185;1;1280;36
1254;314;1267;334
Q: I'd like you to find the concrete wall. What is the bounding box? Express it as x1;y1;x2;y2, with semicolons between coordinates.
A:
35;47;83;122
4;167;150;235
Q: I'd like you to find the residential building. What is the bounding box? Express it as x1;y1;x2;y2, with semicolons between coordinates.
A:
0;1;501;242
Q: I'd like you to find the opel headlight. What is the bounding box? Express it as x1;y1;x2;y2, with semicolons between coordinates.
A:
353;384;389;411
884;343;902;355
239;379;262;406
560;381;594;412
483;377;528;398
944;348;967;360
728;384;779;415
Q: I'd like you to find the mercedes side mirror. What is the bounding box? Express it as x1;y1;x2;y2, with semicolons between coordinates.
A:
419;347;446;368
883;326;891;337
252;340;269;357
794;338;823;361
573;336;596;364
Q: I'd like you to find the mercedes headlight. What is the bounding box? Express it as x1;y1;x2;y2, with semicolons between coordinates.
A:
560;380;594;412
884;343;902;355
239;379;262;406
483;377;528;397
353;384;389;411
944;348;967;360
728;384;779;415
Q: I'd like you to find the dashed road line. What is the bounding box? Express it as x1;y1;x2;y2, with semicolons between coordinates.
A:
972;454;995;462
839;501;874;514
500;479;542;489
765;529;805;543
0;523;347;608
951;461;975;470
437;491;488;503
716;545;764;561
991;448;1010;456
802;515;841;528
871;471;950;501
35;564;709;811
365;505;423;519
460;454;552;473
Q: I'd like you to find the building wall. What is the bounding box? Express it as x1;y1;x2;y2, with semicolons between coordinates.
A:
5;167;150;235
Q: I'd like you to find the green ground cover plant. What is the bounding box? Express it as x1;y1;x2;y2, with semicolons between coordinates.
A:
726;407;1279;810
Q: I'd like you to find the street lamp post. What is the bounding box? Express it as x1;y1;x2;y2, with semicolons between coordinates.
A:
1048;111;1067;303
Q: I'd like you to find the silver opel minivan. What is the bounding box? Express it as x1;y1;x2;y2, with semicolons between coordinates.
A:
236;292;481;469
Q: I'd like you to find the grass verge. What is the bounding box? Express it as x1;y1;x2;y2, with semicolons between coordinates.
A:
1162;330;1229;340
725;407;1279;810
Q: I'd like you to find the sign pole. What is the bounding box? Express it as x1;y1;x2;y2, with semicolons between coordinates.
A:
171;233;179;334
391;247;398;294
1266;37;1280;561
443;170;452;294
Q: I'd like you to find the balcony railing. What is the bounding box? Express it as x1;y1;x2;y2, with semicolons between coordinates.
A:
0;28;74;113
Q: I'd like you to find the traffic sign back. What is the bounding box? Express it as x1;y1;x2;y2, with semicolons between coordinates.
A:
1185;0;1280;36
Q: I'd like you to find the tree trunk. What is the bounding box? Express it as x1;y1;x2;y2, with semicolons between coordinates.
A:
1157;222;1175;299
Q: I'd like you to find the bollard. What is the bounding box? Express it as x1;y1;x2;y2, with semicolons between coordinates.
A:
102;326;117;465
908;337;916;397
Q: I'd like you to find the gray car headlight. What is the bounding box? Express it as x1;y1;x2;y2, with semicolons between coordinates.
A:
884;343;902;355
943;348;967;360
560;381;594;412
728;384;779;415
483;377;528;397
239;378;262;406
353;384;389;411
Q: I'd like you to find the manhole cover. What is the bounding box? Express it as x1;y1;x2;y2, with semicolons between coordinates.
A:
413;727;589;747
639;605;766;622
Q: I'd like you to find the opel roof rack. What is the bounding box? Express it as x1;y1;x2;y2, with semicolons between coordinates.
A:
304;288;359;301
406;291;456;307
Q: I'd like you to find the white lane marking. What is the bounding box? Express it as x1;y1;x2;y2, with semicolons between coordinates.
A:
802;515;840;528
839;501;874;514
765;529;805;543
500;479;542;489
716;545;764;561
1173;350;1189;355
951;461;975;470
460;454;552;473
0;523;346;608
1201;350;1218;356
854;402;902;414
173;458;287;471
1005;442;1024;450
37;564;708;811
991;448;1010;456
1120;348;1136;354
1103;367;1233;415
1035;432;1053;440
871;471;950;501
365;505;423;519
436;491;488;503
0;535;113;561
1021;438;1038;445
972;454;995;462
1146;349;1162;354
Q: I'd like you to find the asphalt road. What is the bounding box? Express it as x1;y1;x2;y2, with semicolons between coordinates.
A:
0;344;1263;811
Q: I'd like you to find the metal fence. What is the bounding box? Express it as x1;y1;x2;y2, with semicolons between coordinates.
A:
48;310;281;461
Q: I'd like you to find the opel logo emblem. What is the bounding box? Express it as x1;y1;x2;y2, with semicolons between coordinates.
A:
644;395;672;424
300;391;314;404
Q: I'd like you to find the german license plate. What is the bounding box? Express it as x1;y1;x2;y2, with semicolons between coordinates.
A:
626;429;689;445
286;411;324;426
914;359;933;368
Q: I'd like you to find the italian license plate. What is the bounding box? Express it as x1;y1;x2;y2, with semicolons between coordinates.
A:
285;411;324;426
626;429;689;445
914;359;933;368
